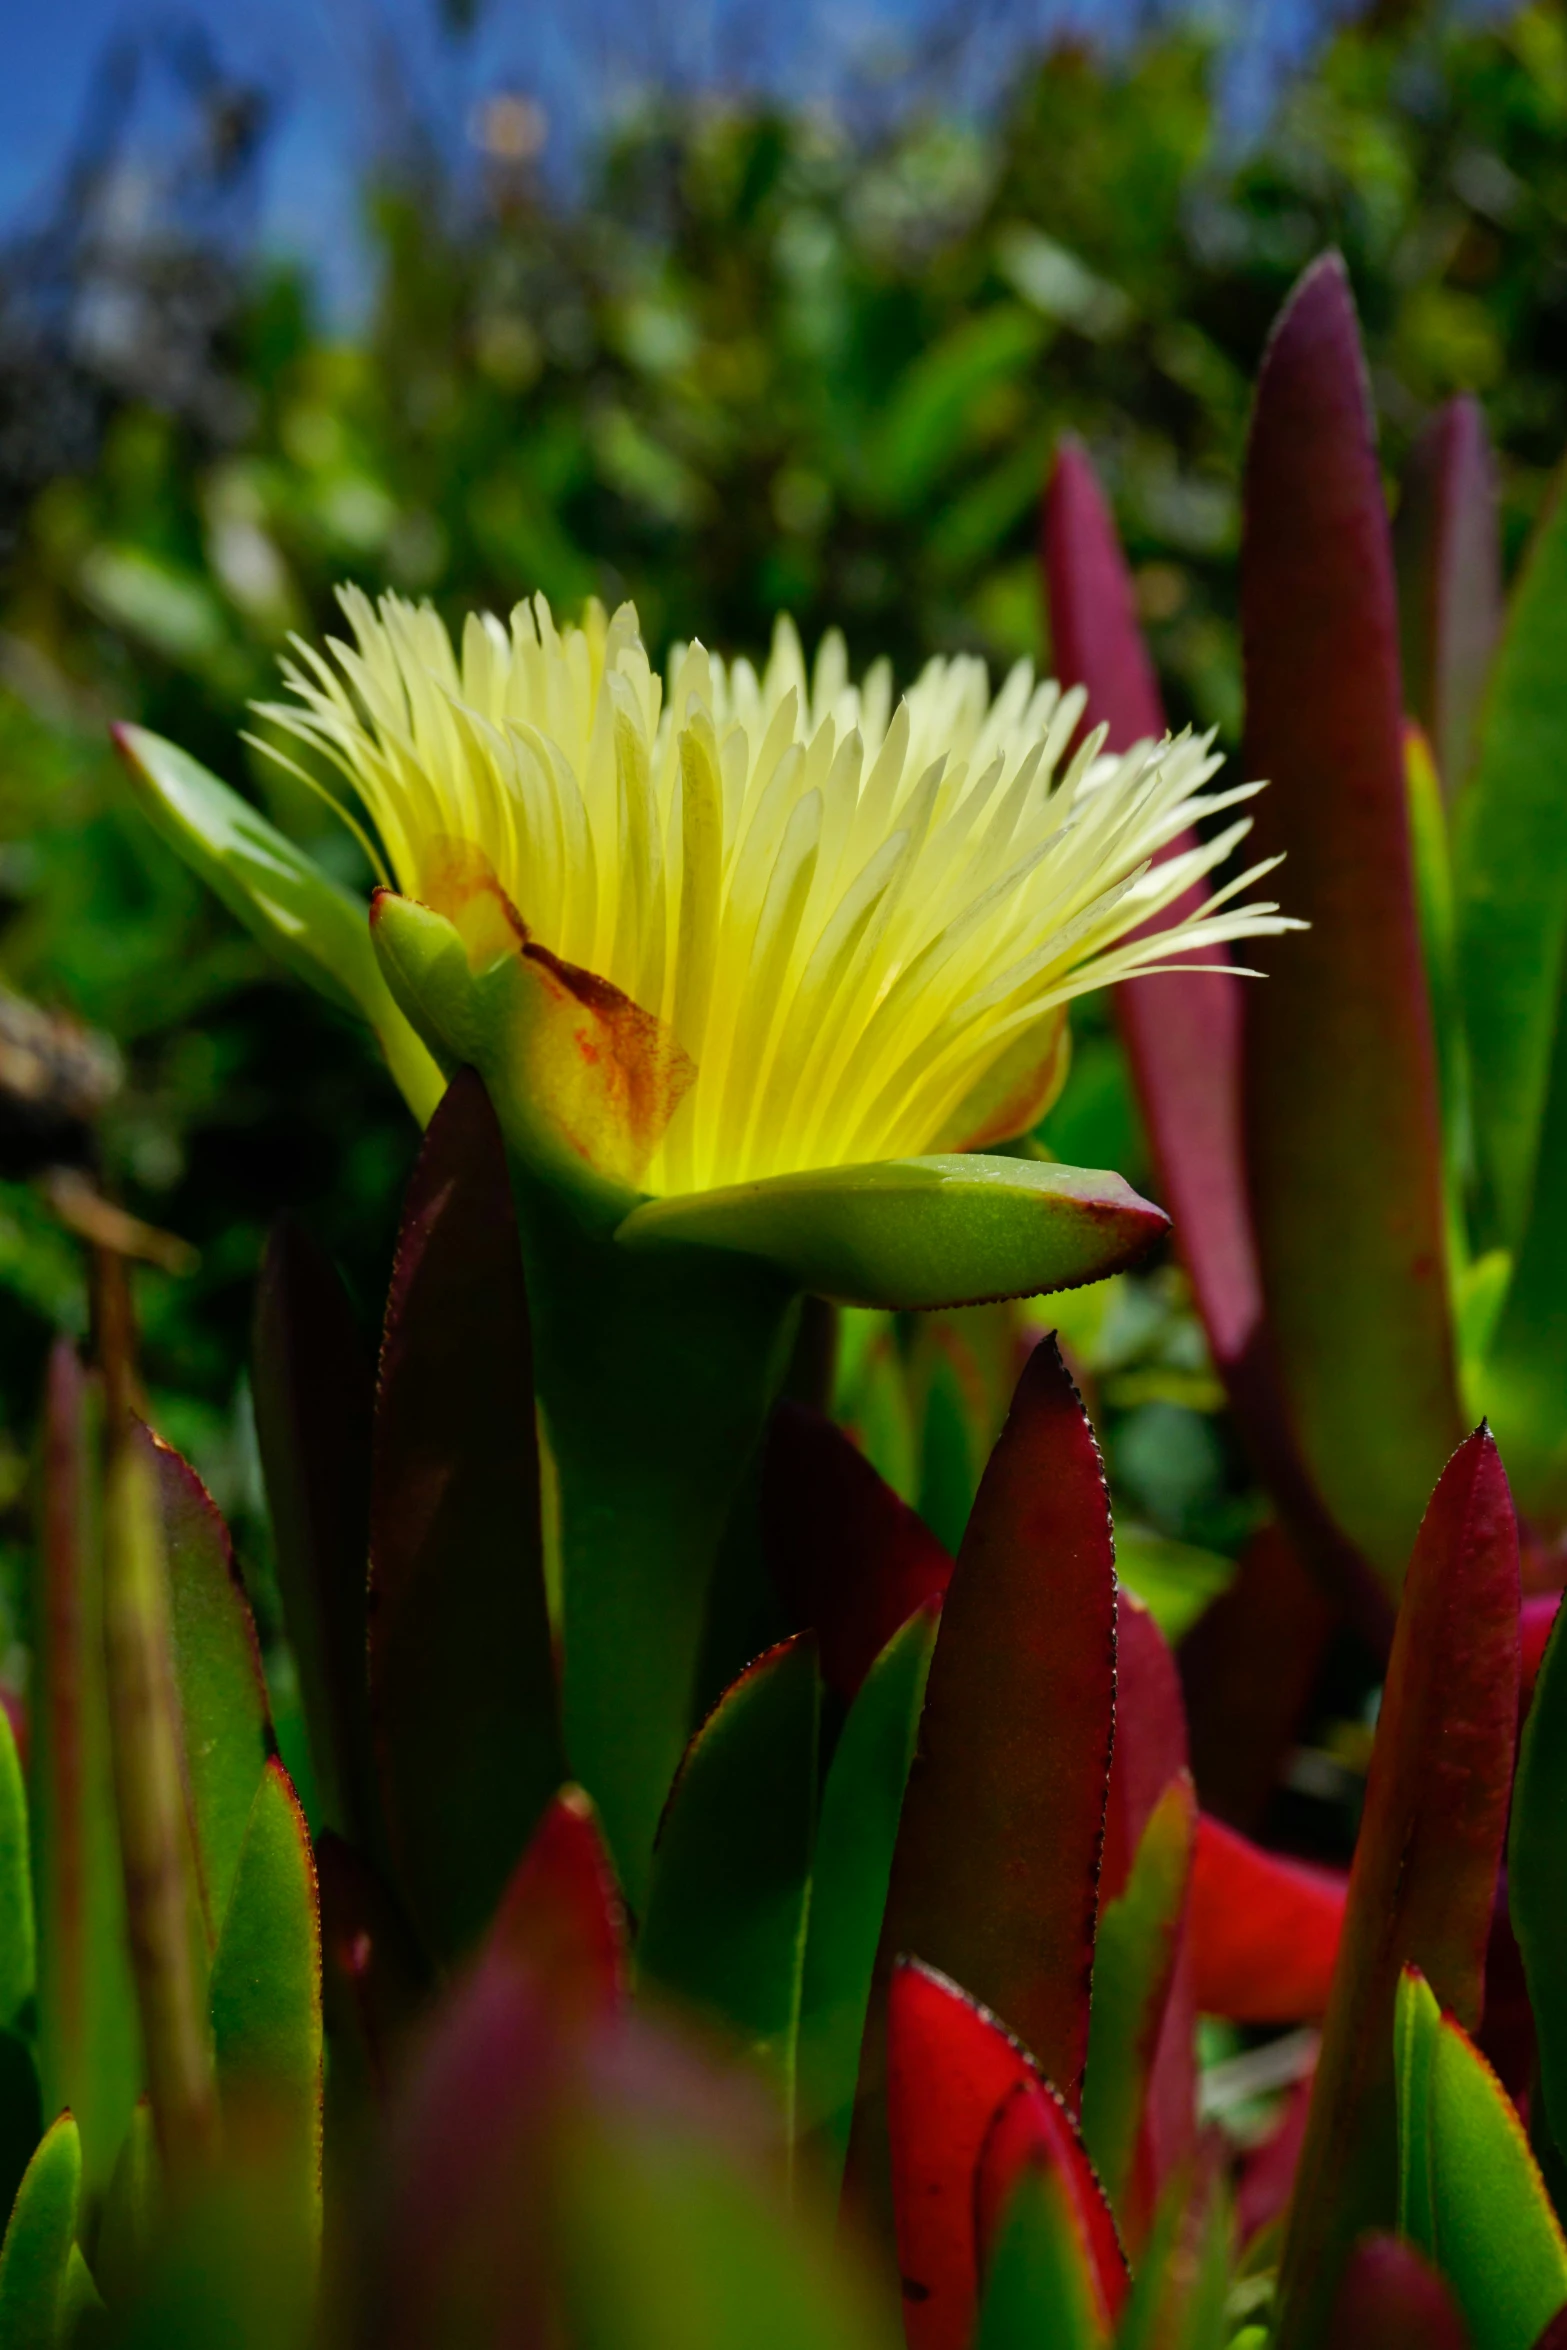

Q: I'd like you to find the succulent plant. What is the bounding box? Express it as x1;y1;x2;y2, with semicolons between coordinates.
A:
0;239;1566;2350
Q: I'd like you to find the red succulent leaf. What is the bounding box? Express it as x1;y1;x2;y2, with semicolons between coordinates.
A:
1273;1425;1521;2347
1240;252;1464;1592
486;1787;627;2024
1328;2233;1469;2349
761;1401;952;1701
975;2078;1127;2328
880;1335;1115;2108
1189;1815;1346;2023
887;1958;1123;2350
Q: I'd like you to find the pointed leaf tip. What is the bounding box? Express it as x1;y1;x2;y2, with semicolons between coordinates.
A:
880;1334;1115;2110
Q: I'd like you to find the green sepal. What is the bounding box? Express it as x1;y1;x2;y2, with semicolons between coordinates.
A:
615;1155;1168;1310
975;2165;1108;2350
637;1637;820;2122
209;1760;322;2258
0;1703;34;2031
1395;1966;1567;2350
797;1600;939;2199
368;890;649;1229
112;725;444;1123
0;2110;82;2349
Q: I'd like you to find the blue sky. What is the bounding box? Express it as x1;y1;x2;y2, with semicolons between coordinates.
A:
0;0;1453;311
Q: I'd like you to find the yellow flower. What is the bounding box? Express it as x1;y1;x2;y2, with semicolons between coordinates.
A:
256;588;1295;1198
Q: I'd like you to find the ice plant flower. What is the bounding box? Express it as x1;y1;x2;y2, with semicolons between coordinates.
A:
114;586;1298;1901
252;588;1294;1201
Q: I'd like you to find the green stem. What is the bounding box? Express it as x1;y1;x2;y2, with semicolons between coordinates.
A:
512;1171;798;1912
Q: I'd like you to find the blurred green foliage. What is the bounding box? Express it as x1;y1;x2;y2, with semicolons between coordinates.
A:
2;0;1567;1607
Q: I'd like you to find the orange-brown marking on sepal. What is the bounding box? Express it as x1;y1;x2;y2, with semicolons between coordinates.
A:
419;836;531;972
515;938;695;1188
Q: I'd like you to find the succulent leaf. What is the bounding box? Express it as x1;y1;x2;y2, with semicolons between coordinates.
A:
797;1601;939;2199
1240;252;1463;1589
0;2111;82;2350
368;1068;565;1962
638;1635;820;2117
1273;1425;1521;2348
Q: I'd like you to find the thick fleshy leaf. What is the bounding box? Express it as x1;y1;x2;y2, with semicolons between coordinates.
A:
1456;449;1567;1251
556;2016;903;2350
1397;1968;1567;2350
1240;251;1463;1587
974;2163;1109;2350
0;1704;34;2032
1273;1427;1521;2349
113;723;443;1121
209;1758;322;2255
616;1155;1169;1312
251;1219;379;1848
315;1833;424;2113
31;1344;140;2197
101;1431;220;2177
879;1337;1115;2108
1482;986;1567;1523
1081;1774;1196;2228
1189;1815;1346;2022
638;1637;819;2110
1328;2232;1468;2350
1510;1575;1567;2153
1180;1522;1337;1833
142;1427;272;1947
1396;394;1503;800
1101;1597;1196;2240
798;1602;939;2198
1522;1593;1560;1712
487;1787;627;2024
1043;435;1257;1378
886;1960;1033;2350
368;1068;565;1963
974;2079;1124;2324
1113;2161;1232;2350
761;1403;951;1700
0;2110;80;2349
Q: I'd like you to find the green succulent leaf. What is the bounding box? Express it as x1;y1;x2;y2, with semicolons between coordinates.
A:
210;1759;323;2258
1455;453;1567;1254
557;2035;902;2350
1081;1772;1196;2224
0;2110;82;2350
638;1635;820;2119
1395;1968;1567;2350
1510;1591;1567;2156
616;1156;1167;1311
113;724;444;1122
0;1702;34;2033
975;2165;1109;2350
796;1600;939;2198
143;1429;273;1948
31;1347;141;2200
